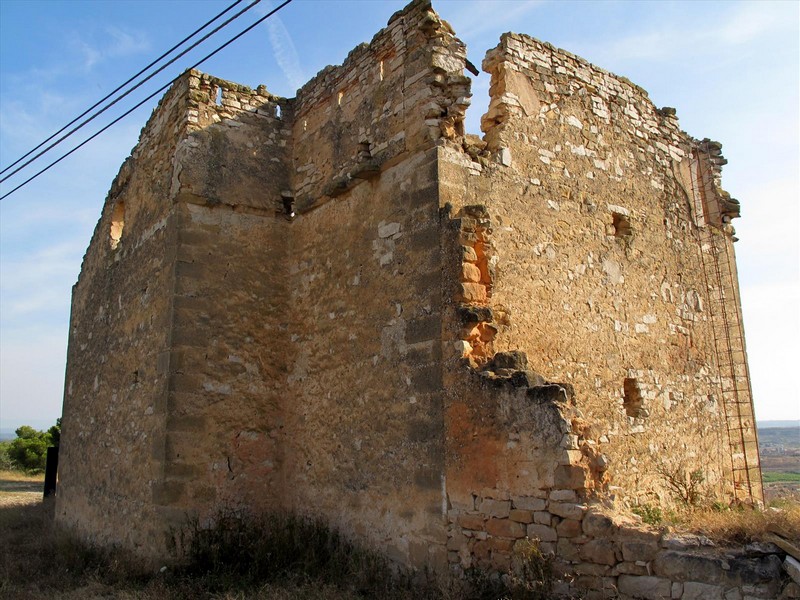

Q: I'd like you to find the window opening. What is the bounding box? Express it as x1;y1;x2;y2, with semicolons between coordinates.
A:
612;212;632;237
281;192;295;219
110;202;125;250
358;141;371;161
623;377;644;418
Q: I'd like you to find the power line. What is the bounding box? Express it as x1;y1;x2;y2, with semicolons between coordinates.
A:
0;0;294;202
0;0;263;185
0;0;245;179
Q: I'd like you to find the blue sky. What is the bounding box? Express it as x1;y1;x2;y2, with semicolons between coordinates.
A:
0;0;797;432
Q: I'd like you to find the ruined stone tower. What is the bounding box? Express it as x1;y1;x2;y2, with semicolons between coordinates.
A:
57;0;764;593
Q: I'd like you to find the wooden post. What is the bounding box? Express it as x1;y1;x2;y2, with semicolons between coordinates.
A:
43;446;59;498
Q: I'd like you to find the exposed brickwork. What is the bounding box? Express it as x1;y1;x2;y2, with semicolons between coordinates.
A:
57;0;775;596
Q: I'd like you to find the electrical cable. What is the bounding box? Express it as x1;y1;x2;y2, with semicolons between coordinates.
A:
0;0;245;179
0;0;262;185
0;0;293;201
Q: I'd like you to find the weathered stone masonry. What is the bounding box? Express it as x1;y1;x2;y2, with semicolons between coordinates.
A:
58;1;786;597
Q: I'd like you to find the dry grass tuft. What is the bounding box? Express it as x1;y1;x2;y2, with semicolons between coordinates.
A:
0;470;44;508
679;501;800;545
0;499;555;600
0;500;364;600
0;470;45;483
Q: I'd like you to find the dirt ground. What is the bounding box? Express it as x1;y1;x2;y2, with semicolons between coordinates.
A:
0;470;43;508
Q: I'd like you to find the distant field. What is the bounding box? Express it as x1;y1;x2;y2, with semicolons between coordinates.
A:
762;471;800;483
757;426;800;502
759;426;800;447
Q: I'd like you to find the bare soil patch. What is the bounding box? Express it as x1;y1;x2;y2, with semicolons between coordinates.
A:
0;470;43;508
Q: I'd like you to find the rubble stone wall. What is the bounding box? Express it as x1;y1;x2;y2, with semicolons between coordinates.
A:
57;77;189;553
290;0;469;211
282;148;447;567
439;32;749;510
154;70;292;527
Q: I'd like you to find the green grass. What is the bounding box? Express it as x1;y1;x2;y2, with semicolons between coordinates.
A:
762;471;800;483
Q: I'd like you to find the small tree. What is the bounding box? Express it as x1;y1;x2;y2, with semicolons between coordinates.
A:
0;440;13;470
48;418;61;447
7;420;59;473
655;459;707;507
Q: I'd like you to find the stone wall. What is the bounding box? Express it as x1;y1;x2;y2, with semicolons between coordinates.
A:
156;71;292;523
57;76;189;552
444;499;788;599
290;0;469;211
58;68;295;551
282;148;447;567
57;0;767;594
438;31;760;510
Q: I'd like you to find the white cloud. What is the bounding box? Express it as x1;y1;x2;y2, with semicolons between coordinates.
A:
257;2;305;93
104;26;151;58
67;26;150;72
716;2;786;45
266;17;305;93
73;36;102;71
0;240;84;318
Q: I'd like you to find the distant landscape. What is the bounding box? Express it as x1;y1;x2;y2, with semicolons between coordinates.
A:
759;420;800;429
2;421;798;465
2;423;798;502
758;425;800;502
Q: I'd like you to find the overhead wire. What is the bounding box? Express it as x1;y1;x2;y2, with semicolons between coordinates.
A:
0;0;294;201
0;0;263;186
0;0;245;179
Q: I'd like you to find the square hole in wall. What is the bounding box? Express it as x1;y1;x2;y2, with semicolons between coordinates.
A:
623;377;644;418
612;212;632;237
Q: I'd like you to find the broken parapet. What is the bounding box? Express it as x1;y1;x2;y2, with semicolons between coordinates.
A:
290;0;471;211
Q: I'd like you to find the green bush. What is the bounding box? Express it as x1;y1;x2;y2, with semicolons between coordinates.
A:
0;440;14;470
632;503;664;526
6;419;60;473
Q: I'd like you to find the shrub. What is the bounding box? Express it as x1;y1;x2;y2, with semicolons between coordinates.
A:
512;538;555;600
632;503;664;526
461;538;554;600
5;419;60;473
682;501;800;545
7;426;51;472
0;441;13;471
655;460;708;507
